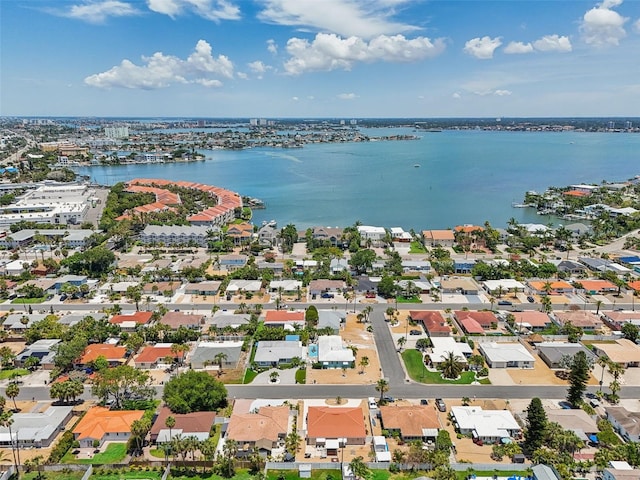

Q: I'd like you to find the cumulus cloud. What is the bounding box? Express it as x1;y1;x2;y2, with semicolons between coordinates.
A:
337;93;358;100
257;0;419;39
533;34;572;52
147;0;240;21
580;0;628;47
503;41;534;54
247;60;272;79
267;39;278;54
283;33;445;75
59;0;140;23
463;36;502;59
84;40;234;89
505;35;571;54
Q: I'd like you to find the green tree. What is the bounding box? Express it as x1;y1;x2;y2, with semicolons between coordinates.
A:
375;378;389;403
524;397;547;453
92;365;154;409
350;249;376;275
163;370;227;413
621;322;639;343
438;351;464;379
377;276;397;298
5;383;19;411
567;350;590;407
130;417;152;454
348;456;370;480
359;355;369;374
61;246;116;276
125;285;143;311
305;305;319;328
280;224;298;253
165;415;176;441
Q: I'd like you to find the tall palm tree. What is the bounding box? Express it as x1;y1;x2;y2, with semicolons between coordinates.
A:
597;356;610;392
348;456;370;480
0;411;19;474
397;336;406;351
214;352;228;373
359;356;369;374
165;415;176;442
375;378;389;403
439;351;464;379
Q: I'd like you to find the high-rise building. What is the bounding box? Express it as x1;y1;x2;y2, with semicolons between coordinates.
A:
104;126;129;139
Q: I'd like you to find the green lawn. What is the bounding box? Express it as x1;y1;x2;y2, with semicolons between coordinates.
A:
92;470;162;480
242;369;258;384
21;471;85;480
396;296;421;304
169;468;254;480
63;443;127;464
402;349;490;385
295;368;306;384
0;368;29;380
267;469;340;480
11;297;47;304
409;241;427;254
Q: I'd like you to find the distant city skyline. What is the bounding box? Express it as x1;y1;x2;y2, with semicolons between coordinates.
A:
2;0;640;117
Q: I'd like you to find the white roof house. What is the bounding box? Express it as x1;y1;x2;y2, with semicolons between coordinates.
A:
254;340;304;366
479;342;535;368
483;279;526;293
269;280;302;292
0;406;73;448
450;406;521;443
317;335;355;367
226;279;262;292
429;337;472;364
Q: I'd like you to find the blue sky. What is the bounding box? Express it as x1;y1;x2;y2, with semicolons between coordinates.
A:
2;0;640;117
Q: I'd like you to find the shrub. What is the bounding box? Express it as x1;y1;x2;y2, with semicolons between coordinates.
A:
48;430;75;464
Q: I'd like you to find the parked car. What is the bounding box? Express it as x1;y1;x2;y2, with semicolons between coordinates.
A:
498;300;512;306
420;399;428;405
382;395;394;403
321;292;334;298
409;329;422;335
365;292;376;298
435;398;446;412
527;296;535;303
59;294;68;301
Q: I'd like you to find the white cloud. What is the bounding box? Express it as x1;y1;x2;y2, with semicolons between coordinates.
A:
533;34;572;52
337;93;358;100
580;0;628;47
147;0;240;21
292;96;299;101
504;41;534;54
267;39;278;54
284;33;445;75
494;89;512;96
248;60;272;79
237;72;248;79
463;36;502;59
61;1;140;23
452;92;461;99
257;0;419;38
85;39;234;89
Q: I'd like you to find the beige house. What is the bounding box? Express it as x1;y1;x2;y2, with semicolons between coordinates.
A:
593;339;640;368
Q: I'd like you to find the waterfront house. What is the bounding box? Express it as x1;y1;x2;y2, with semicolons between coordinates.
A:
257;224;278;246
226;405;289;455
226;222;253;246
311;227;343;247
306;406;366;447
73;407;144;448
422;229;455;248
478;342;535;368
379;405;439;442
357;225;386;246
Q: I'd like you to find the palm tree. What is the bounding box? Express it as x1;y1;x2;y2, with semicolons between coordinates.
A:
165;415;176;442
597;356;610;392
222;439;238;478
397;336;406;351
375;378;389;403
348;456;370;480
0;411;19;474
214;352;228;373
359;356;369;374
6;383;19;411
438;351;464;380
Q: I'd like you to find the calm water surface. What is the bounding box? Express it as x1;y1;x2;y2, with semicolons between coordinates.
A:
79;130;640;230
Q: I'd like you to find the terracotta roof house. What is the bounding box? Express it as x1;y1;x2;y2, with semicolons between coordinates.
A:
308;280;345;296
408;311;451;337
160;311;204;330
226;223;253;245
601;311;640;331
422;230;455;248
73;406;144;447
77;344;127;367
511;311;553;332
150;406;216;443
458;317;485;335
263;310;305;329
592;339;640;368
555;311;603;331
455;311;497;329
306;406;366;446
528;280;575;295
379;405;440;442
134;343;184;369
109;311;154;332
226;405;290;454
579;280;618;294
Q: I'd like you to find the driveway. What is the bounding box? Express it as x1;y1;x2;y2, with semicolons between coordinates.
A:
251;368;297;385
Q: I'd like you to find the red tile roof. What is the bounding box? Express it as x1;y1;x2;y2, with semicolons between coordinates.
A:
307;407;366;439
264;310;305;323
78;344;127;364
409;311;451;334
454;311;496;328
110;311;153;325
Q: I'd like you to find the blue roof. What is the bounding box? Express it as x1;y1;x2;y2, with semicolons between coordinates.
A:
285;335;300;341
619;256;640;264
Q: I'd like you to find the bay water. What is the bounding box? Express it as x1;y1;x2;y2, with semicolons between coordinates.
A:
78;129;640;231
